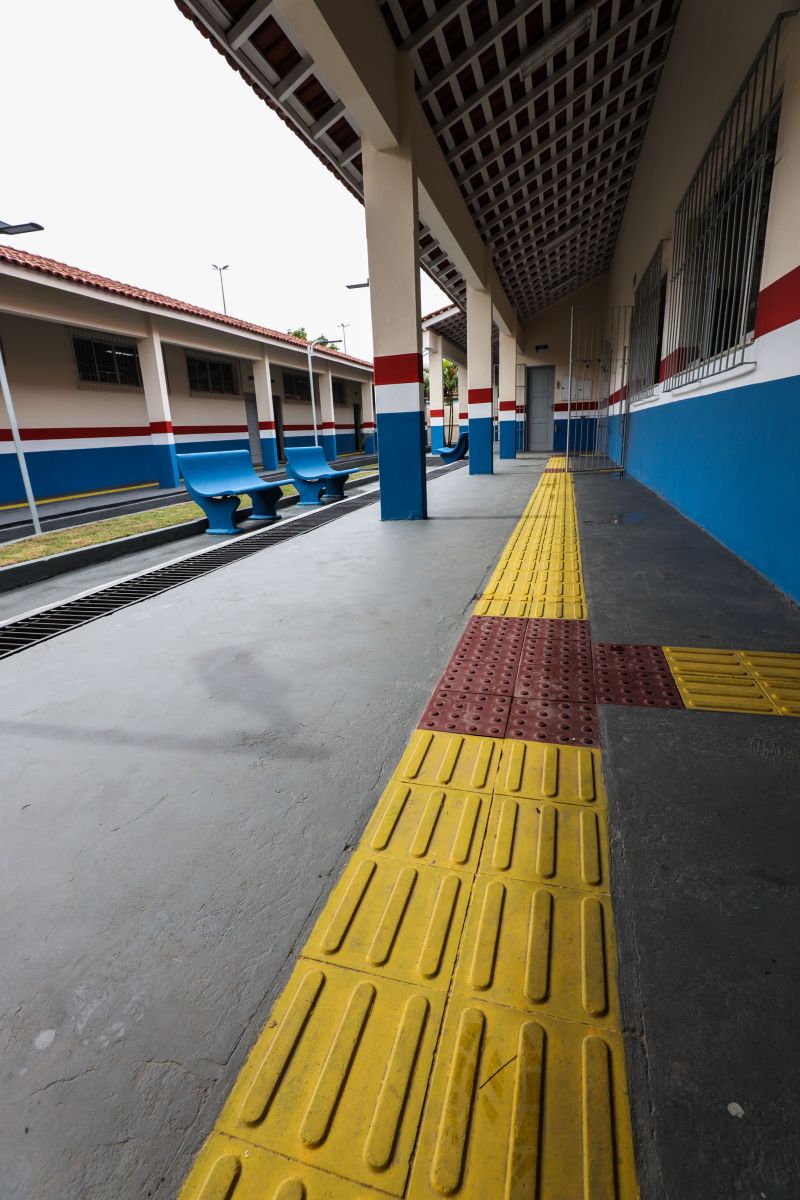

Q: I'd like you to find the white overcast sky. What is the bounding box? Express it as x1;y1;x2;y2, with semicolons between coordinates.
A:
0;0;449;362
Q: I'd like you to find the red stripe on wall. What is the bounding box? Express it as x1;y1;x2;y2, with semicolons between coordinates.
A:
149;420;173;434
468;388;493;405
258;421;276;431
173;424;248;434
754;264;800;339
498;400;516;411
429;408;445;418
0;425;150;441
283;424;317;431
373;352;423;386
553;401;598;412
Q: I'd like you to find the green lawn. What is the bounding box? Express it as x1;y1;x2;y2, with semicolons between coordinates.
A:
0;471;375;568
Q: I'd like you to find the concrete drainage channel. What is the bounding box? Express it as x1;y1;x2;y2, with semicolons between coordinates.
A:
0;462;464;661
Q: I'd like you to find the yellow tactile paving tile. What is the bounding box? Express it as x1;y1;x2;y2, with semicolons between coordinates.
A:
394;729;502;793
663;647;777;713
361;781;490;873
480;796;610;892
302;852;470;990
213;961;446;1196
453;876;621;1026
495;739;605;806
735;650;800;715
406;997;638;1200
180;1131;385;1199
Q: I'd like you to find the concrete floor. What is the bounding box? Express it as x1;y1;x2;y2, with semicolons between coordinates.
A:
0;457;542;1200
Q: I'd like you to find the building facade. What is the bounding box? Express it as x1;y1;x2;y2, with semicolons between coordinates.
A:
0;247;375;505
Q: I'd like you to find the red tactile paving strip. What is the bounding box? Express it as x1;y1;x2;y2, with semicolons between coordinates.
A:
439;656;519;696
517;619;595;702
419;687;511;738
450;616;527;662
593;643;685;709
506;696;599;746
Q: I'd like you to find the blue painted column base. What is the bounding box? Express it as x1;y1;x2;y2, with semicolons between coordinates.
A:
362;430;376;454
153;441;181;488
260;437;279;472
376;410;427;520
430;424;446;453
499;421;516;459
468;416;494;474
319;433;337;462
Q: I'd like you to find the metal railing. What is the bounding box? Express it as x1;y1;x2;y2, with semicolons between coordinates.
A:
565;305;632;472
628;242;664;404
663;15;793;389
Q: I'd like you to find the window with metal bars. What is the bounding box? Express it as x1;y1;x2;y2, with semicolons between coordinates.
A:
185;353;240;396
282;371;310;401
663;18;788;390
628;243;666;404
72;332;142;389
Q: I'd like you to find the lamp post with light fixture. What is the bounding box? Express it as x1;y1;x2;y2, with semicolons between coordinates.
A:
212;263;229;314
306;337;341;449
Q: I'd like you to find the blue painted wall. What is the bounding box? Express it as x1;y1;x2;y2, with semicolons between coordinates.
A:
553;417;597;452
625;375;800;604
0;445;157;504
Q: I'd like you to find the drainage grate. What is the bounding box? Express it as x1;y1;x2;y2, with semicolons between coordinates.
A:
0;463;463;662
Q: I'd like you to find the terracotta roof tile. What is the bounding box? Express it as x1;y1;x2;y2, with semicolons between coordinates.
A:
0;243;372;369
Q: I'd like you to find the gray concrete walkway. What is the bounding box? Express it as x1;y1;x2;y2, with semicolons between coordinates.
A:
0;458;541;1200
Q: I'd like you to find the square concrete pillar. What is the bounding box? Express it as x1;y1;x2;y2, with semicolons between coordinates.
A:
317;368;337;461
360;380;376;453
363;131;426;520
138;324;180;488
498;330;518;459
466;284;494;474
252;353;279;471
425;332;446;453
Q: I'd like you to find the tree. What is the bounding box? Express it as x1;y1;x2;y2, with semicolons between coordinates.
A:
287;327;308;340
424;358;460;444
287;328;337;348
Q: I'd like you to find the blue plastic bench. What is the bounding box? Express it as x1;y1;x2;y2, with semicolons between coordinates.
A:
177;450;287;535
438;431;469;463
284;446;351;506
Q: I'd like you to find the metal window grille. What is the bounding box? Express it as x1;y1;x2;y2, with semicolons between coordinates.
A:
663;17;790;390
185;352;240;396
628;243;664;404
71;330;142;390
282;371;311;401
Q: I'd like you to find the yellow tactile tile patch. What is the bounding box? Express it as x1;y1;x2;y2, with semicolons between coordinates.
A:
178;465;639;1200
664;646;800;715
476;468;588;618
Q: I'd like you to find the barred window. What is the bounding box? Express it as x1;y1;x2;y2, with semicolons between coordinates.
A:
663;20;785;389
283;371;310;401
73;334;142;389
628;243;666;404
186;353;239;395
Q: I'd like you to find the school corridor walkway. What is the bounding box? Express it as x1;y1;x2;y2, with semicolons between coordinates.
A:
1;456;798;1200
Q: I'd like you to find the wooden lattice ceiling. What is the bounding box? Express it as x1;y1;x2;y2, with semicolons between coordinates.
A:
177;0;681;319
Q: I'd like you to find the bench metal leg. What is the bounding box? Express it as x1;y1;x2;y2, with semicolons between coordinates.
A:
292;478;325;506
323;477;348;501
249;488;282;520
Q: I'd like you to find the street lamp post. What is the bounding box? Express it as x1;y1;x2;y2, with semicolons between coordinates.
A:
306;338;341;447
338;323;350;355
212;263;229;314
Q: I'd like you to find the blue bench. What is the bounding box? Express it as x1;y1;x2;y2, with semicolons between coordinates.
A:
438;431;469;463
177;450;287;535
284;446;351;506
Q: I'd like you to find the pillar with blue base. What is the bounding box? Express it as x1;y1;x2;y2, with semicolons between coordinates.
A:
260;432;279;471
362;114;427;520
425;331;446;453
498;329;518;459
319;430;337;461
466;284;494;475
317;369;337;462
139;323;181;488
252;353;281;472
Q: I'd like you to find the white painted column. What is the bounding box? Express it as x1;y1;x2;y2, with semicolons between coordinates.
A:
138;322;179;488
360;379;376;453
466;284;494;474
425;332;446;452
317;367;337;460
252;352;279;470
498;329;518;459
362;115;426;519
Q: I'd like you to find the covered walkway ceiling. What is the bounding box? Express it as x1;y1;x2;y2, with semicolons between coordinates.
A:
177;0;681;320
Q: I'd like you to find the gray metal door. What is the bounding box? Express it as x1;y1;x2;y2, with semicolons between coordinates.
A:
527;366;554;451
244;393;262;467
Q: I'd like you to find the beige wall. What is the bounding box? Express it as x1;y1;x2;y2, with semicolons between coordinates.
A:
608;0;790;309
519;275;609;400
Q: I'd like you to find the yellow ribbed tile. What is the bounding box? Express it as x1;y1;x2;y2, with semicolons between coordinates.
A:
302;852;470;990
737;650;800;715
480;796;610;891
495;739;605;806
215;961;444;1195
361;781;490;873
474;596;530;617
453;876;620;1025
664;647;777;714
394;731;502;793
179;1132;383;1199
407;997;638;1200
